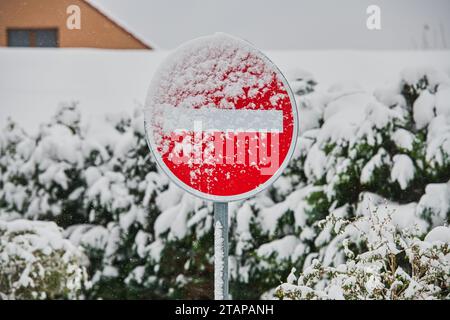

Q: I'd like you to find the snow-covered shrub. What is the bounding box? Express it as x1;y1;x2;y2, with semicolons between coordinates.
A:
229;67;450;298
275;208;449;300
0;102;162;298
0;219;88;300
0;102;87;226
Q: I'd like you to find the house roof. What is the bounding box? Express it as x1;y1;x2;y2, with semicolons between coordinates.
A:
84;0;159;50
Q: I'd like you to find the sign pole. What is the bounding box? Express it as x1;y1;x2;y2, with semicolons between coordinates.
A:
213;201;229;300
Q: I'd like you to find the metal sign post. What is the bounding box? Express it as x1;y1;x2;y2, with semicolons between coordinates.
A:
213;202;229;300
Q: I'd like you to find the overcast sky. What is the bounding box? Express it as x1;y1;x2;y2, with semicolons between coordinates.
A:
90;0;450;50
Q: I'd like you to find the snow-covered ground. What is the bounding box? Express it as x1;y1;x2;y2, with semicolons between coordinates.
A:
1;48;450;133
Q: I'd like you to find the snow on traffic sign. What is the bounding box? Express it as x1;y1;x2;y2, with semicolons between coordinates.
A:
144;33;298;202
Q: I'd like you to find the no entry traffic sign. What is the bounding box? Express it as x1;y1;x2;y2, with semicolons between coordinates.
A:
144;33;298;300
144;33;298;202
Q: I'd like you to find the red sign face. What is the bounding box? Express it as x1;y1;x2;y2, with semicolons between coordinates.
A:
145;33;298;201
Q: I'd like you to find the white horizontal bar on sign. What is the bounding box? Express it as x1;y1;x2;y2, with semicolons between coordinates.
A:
163;108;283;132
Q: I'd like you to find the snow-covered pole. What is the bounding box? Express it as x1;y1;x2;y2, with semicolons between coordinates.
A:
213;202;228;300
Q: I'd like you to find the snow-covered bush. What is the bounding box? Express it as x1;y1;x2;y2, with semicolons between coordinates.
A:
228;67;450;298
0;66;449;300
0;219;88;300
275;208;449;300
0;102;165;298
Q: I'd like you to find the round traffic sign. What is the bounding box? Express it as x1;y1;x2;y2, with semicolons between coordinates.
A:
144;33;298;201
